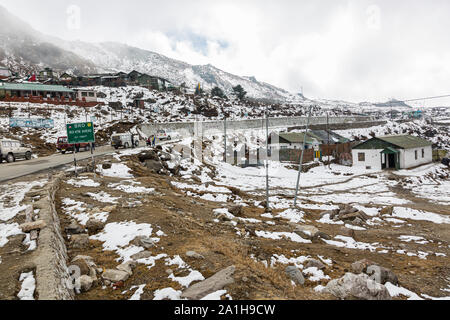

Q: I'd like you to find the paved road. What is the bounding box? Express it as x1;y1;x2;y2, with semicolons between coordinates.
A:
0;146;114;183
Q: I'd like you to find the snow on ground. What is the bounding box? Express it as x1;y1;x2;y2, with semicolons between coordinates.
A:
17;272;35;300
391;207;450;224
0;223;23;247
67;178;100;188
97;163;133;179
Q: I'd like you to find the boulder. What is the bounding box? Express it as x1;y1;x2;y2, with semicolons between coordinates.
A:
20;220;46;232
351;259;375;274
131;251;154;261
79;275;94;292
116;261;136;276
65;221;84;234
305;259;326;270
186;251;204;259
366;265;399;285
324;273;391;300
181;266;235;300
70;234;90;249
228;205;243;216
71;258;91;276
285;266;305;285
86;219;105;234
294;225;320;240
72;255;98;278
102;269;130;283
132;236;157;249
144;160;164;173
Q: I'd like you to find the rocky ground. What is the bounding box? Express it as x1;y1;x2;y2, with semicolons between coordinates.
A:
48;139;450;301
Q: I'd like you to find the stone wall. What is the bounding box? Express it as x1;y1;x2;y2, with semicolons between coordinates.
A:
31;173;74;300
140;116;378;137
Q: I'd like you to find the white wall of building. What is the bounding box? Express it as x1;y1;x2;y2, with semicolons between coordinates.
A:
352;149;384;170
400;146;432;169
76;90;98;102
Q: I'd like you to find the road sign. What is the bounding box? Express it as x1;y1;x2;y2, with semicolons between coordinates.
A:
10;118;54;129
66;122;95;144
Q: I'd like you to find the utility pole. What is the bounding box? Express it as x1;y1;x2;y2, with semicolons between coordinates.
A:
224;116;227;162
293;105;313;207
265;105;270;212
327;112;331;169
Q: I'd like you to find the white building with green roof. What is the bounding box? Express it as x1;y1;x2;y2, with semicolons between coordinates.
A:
352;135;433;170
0;82;75;99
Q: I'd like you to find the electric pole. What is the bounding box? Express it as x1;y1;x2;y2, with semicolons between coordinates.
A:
265;105;270;212
294;105;313;207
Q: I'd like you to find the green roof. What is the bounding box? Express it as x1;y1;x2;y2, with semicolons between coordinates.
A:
377;135;432;149
354;135;432;150
0;82;74;93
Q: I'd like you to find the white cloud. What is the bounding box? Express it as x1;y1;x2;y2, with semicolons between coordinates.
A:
1;0;450;103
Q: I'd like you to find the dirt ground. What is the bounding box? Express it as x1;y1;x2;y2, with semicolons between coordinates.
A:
54;152;450;301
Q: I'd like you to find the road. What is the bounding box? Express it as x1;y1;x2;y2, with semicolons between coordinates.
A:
0;146;114;183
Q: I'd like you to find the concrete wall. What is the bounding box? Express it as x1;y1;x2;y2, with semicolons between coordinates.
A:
140;116;375;137
352;149;383;170
400;146;432;169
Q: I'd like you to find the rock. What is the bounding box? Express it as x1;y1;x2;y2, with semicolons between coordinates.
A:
71;258;91;276
86;219;105;234
340;227;356;238
366;265;399;285
79;275;94;292
380;206;394;216
316;231;331;240
340;212;362;221
351;259;376;274
285;266;305;285
186;251;204;259
324;273;391;300
131;251;153;261
70;234;90;249
65;221;84;234
102;163;112;170
228;205;243;216
144;159;164;173
116;261;136;276
166;269;174;275
102;269;130;283
72;255;97;278
20;220;46;232
305;259;326;270
132;236;157;249
217;213;231;222
102;205;117;213
353;217;365;226
181;266;235;300
294;225;320;240
138;150;160;162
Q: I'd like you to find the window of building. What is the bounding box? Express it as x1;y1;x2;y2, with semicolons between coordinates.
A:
358;152;365;162
81;92;87;97
422;149;425;158
415;150;418;160
88;92;95;97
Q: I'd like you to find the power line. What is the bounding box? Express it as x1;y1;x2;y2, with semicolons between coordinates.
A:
396;94;450;103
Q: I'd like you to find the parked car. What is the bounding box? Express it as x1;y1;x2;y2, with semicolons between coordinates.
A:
0;139;32;163
156;129;181;141
111;133;139;150
57;137;90;154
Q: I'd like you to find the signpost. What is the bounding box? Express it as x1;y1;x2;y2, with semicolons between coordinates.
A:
66;122;95;177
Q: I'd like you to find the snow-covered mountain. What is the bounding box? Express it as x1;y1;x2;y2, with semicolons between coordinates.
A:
0;5;299;102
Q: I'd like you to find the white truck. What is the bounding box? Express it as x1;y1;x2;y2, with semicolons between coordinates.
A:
156;129;181;141
111;133;140;150
0;138;33;163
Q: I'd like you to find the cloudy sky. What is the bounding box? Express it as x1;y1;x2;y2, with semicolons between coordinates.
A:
2;0;450;105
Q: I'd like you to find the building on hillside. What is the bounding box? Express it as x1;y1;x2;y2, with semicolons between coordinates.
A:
59;72;76;84
0;67;12;80
0;82;75;99
269;132;321;150
75;89;98;102
352;135;433;170
38;68;57;82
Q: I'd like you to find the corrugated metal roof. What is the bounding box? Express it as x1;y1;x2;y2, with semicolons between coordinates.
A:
0;82;74;93
278;132;318;144
378;135;432;149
